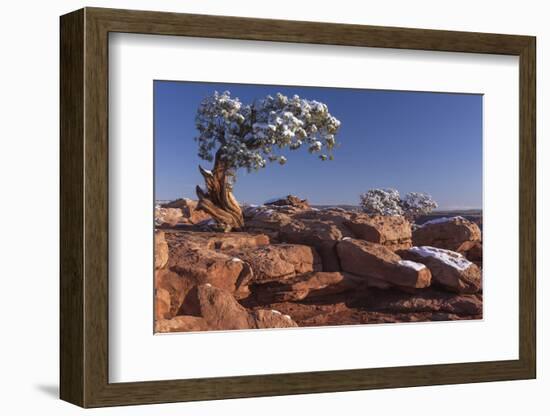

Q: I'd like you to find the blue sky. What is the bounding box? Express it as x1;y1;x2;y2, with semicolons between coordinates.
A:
154;81;482;209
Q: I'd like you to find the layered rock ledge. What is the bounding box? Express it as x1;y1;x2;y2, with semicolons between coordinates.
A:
154;200;483;333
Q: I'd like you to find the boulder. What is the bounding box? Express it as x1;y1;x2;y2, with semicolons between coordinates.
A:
280;220;344;246
265;195;310;210
161;198;194;210
250;309;299;328
161;198;211;224
272;210;341;271
244;206;292;236
355;275;393;289
397;246;481;293
412;216;481;251
292;208;353;229
251;271;366;303
179;284;252;330
250;207;422;271
155;207;183;227
243;206;294;241
177;284;298;331
278;216;349;271
317;240;342;272
155;287;171;320
163;231;271;296
364;288;482;316
446;295;483;315
344;214;412;250
245;208;353;271
155;315;209;333
165;231;270;252
234;244;322;283
155;231;169;269
201;233;270;251
276;209;413;269
169;247;248;294
336;239;432;289
463;241;482;263
155;269;194;318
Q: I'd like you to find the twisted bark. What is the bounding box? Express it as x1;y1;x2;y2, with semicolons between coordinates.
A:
196;152;244;231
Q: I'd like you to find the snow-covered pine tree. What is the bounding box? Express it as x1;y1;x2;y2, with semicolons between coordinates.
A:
194;91;341;230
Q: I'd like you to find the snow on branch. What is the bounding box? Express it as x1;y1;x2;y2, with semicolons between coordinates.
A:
194;91;341;172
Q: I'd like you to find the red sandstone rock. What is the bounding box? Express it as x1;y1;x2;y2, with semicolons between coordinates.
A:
317;240;341;272
463;241;482;263
164;231;269;294
265;195;311;210
280;219;344;246
344;214;412;250
155;268;194;319
397;246;482;293
234;244;322;283
161;198;212;224
246;208;413;270
251;271;366;303
155;315;209;333
161;198;193;210
413;216;481;251
165;231;269;252
363;288;482;315
176;284;298;331
250;309;298;328
155;287;171;321
243;208;292;241
155;207;184;227
154;223;483;332
336;239;432;289
155;231;169;269
293;208;352;224
170;248;246;293
179;284;252;330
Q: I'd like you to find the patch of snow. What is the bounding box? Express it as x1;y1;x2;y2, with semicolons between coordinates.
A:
420;216;465;227
201;168;212;175
271;309;282;315
410;246;472;271
398;260;427;272
256;209;275;218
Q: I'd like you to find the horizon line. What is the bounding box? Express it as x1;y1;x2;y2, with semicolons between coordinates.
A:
155;197;481;211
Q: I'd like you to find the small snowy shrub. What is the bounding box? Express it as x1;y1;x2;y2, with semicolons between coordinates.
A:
359;189;438;221
401;192;438;221
359;188;404;216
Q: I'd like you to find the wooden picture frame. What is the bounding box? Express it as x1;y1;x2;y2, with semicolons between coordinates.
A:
60;7;536;408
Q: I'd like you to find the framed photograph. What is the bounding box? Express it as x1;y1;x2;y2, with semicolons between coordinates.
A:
60;7;536;408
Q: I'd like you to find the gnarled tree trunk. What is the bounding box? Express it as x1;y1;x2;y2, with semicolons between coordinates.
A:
196;152;244;231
